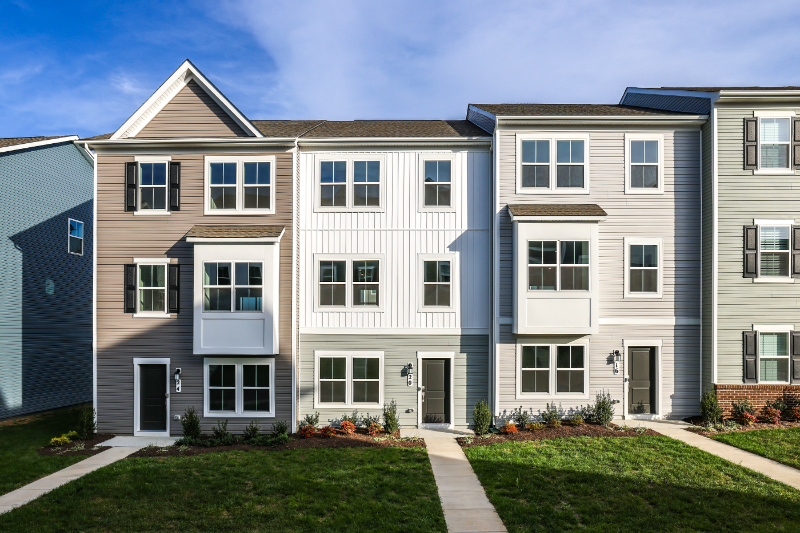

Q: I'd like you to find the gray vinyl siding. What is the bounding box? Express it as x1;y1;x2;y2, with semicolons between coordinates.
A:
0;142;93;419
136;80;248;138
621;92;712;115
299;334;489;428
701;118;714;391
496;125;701;417
95;149;294;435
715;104;800;383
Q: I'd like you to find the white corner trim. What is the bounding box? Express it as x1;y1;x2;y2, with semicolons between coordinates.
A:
0;136;79;154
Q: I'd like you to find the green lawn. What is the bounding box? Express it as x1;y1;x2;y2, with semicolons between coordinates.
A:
465;436;800;532
0;407;89;496
0;447;446;532
713;427;800;470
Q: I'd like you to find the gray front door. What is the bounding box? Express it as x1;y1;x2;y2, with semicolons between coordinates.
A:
140;364;167;431
628;347;656;414
422;359;449;424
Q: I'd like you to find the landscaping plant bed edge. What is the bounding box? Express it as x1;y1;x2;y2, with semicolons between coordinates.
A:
38;434;114;457
458;422;660;447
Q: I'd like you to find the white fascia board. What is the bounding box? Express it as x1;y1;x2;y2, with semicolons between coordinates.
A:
719;90;800;98
82;138;296;148
510;215;606;222
111;59;262;140
0;136;79;154
186;236;284;244
621;87;720;101
297;137;491;147
497;115;707;124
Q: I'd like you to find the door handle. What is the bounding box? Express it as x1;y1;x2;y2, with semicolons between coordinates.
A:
165;392;170;399
421;385;425;402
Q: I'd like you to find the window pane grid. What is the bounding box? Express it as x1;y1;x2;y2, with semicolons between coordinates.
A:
528;241;588;291
69;219;83;255
353;260;379;306
319;357;348;404
423;260;451;306
424;160;452;206
242;364;270;412
319;260;346;306
203;262;263;312
630;140;659;188
760;332;789;382
352;357;380;403
759;226;790;277
521;140;550;188
556;346;585;393
208;364;236;412
629;244;659;293
209;162;237;210
243;162;271;210
760;118;790;169
321;161;346;207
138;264;166;312
521;346;549;393
354;161;380;207
556;140;585;188
139;163;168;210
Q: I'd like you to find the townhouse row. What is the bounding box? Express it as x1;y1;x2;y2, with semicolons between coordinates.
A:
76;61;800;435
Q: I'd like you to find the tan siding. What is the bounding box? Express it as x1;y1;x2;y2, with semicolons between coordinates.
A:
136;80;248;138
95;150;293;434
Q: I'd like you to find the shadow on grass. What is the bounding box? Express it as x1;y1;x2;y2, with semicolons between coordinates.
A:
466;437;800;532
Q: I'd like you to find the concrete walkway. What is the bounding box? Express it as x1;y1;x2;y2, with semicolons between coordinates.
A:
423;432;507;533
0;446;140;515
630;420;800;490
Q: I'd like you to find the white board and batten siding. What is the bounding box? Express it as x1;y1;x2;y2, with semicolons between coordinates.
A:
495;126;702;418
298;149;492;331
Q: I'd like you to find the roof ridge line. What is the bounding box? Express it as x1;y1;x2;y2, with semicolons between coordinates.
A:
296;120;328;138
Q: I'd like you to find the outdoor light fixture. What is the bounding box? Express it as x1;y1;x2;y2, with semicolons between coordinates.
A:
406;362;414;386
174;368;181;392
613;351;621;375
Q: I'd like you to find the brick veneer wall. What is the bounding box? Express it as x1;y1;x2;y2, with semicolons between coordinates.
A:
715;384;800;417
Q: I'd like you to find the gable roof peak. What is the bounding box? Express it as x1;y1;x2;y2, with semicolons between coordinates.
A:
110;59;262;140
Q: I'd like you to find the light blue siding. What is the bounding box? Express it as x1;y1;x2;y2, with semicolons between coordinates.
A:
0;142;93;419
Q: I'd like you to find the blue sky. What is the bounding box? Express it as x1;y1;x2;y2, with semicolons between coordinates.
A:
2;0;800;138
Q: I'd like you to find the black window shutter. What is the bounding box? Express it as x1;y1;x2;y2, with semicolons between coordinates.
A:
124;264;137;313
744;118;758;170
743;331;757;383
168;264;180;314
792;226;800;278
125;162;137;212
743;225;758;278
792;333;800;384
169;162;180;211
793;118;800;170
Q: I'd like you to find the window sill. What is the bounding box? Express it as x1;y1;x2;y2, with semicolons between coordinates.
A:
623;293;663;299
204;412;275;418
313;403;382;410
516;188;590;195
754;169;796;175
419;206;456;212
624;189;664;195
133;210;171;216
134;312;171;318
752;278;795;284
203;210;276;216
516;393;590;401
313;207;384;213
420;306;455;312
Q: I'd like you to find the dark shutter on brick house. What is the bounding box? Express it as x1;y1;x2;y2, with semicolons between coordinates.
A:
124;264;137;313
125;162;137;212
793;118;800;170
743;331;757;383
792;333;800;383
744;118;758;170
169;162;180;211
743;226;758;278
168;264;180;314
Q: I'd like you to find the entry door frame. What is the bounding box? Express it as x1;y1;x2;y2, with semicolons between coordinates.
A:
133;357;171;436
622;340;662;420
417;351;455;430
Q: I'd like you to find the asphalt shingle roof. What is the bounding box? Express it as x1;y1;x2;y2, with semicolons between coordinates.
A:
470;104;698;117
652;86;800;92
0;136;74;149
508;204;608;217
251;120;325;137
301;120;489;138
185;225;285;239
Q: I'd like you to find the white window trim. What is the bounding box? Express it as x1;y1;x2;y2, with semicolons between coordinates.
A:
68;218;84;256
314;154;386;212
133;157;172;216
416;351;456;430
419;153;457;212
526;239;591;292
516;133;591;195
313;253;385;312
313;351;384;409
204;155;277;215
201;260;265;314
623;237;664;299
624;133;665;195
515;342;590;400
133;357;170;437
752;326;794;385
753;111;796;175
133;258;171;318
418;253;458;312
203;357;276;417
622;340;663;420
753;219;795;283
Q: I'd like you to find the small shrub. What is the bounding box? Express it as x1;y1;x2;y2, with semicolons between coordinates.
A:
635;426;647;435
473;400;492;435
250;433;290;447
740;411;756;426
570;414;585;426
64;430;79;440
578;404;595;423
368;422;384;436
383;400;399;434
784;407;800;422
341;411;359;425
360;413;381;428
182;407;201;439
700;390;722;425
50;436;70;447
212;420;230;440
527;422;544;431
763;406;782;424
593;390;615;426
298;425;315;438
550;420;562;428
243;421;260;440
321;426;336;438
272;420;289;436
340;420;356;434
501;421;518;434
302;412;320;428
767;398;788;412
76;405;97;440
723;419;739;430
732;398;755;424
512;406;531;428
540;403;560;425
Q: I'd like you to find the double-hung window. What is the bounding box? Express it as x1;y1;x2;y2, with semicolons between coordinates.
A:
626;134;664;193
760;226;790;277
319;260;346;306
760;118;791;169
423;260;451;307
204;262;263;312
519;344;587;396
624;238;662;297
318;157;384;210
760;331;790;383
320;161;346;207
744;221;798;280
316;352;383;407
205;156;275;214
205;358;274;416
423;160;452;207
139;162;168;210
317;257;382;309
353;260;379;306
518;135;589;192
528;241;589;291
68;219;83;256
138;264;166;313
354;161;380;207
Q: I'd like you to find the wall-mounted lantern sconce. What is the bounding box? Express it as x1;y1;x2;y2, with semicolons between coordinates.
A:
612;351;621;375
174;368;182;392
406;362;414;386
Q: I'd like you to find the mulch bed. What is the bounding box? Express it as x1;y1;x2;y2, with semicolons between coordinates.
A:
38;434;114;457
458;423;660;448
130;429;425;457
686;420;800;436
